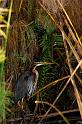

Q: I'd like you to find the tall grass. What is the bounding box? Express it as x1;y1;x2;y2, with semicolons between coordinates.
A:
37;0;82;123
0;0;13;122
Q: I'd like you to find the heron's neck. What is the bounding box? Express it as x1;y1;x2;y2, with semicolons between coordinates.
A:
33;69;39;89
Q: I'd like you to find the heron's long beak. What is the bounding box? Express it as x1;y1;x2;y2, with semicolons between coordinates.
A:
34;61;54;66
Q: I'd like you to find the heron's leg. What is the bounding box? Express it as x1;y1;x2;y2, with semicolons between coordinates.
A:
21;98;24;109
17;99;24;110
17;100;21;107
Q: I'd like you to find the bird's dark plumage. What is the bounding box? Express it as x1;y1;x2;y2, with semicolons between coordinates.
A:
14;71;36;103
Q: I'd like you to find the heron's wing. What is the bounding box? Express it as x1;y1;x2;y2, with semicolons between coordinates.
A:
26;75;34;96
15;80;28;102
14;71;31;102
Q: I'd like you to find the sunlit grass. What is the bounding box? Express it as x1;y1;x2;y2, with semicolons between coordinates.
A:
0;0;13;121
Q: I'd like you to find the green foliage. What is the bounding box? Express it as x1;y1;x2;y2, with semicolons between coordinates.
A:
33;17;67;100
34;22;54;98
39;33;53;87
78;121;82;124
0;0;13;122
0;85;12;122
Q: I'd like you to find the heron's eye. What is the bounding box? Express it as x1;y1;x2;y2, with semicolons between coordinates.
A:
24;76;29;80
